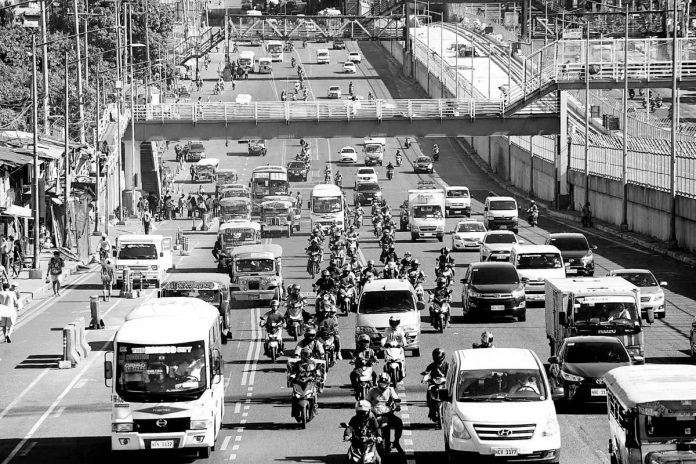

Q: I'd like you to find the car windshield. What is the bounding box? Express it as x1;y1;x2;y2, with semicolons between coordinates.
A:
359;290;414;314
456;222;485;233
330;86;340;91
615;272;658;287
413;205;442;219
222;228;256;243
516;253;563;270
364;145;381;154
564;341;630;363
484;233;516;244
417;157;431;163
234;259;275;273
548;236;589;251
189;143;204;152
470;266;519;285
341;148;354;154
118;243;157;260
456;369;547;402
313;196;342;213
448;189;469;197
489;200;516;211
357;183;379;192
115;341;207;402
573;300;639;325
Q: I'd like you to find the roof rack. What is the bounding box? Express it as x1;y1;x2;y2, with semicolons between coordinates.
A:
417;180;436;189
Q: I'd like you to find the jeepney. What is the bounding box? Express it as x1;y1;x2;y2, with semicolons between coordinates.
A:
229;244;284;307
158;280;233;341
194;158;219;182
221;185;251;199
217;220;262;272
263;195;301;230
216;168;238;194
259;200;295;237
219;197;253;222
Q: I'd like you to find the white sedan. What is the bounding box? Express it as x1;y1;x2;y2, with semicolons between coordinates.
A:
355;167;378;185
451;220;487;251
338;146;357;163
343;61;357;73
348;52;362;63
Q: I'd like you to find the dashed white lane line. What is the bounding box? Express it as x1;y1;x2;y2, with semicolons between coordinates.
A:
220;436;231;451
240;308;258;386
51;407;65;418
398;384;416;464
232;444;240;451
229;454;237;461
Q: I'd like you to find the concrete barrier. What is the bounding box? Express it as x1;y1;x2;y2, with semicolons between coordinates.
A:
120;268;134;299
181;236;190;256
89;295;105;329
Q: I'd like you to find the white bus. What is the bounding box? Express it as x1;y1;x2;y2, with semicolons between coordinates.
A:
310;183;345;232
266;40;283;62
105;299;225;458
606;364;696;464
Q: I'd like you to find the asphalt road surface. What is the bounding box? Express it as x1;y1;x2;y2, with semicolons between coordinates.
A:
2;33;696;464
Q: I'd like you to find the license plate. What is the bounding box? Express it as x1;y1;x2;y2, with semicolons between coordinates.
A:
591;388;607;396
493;448;518;457
150;440;174;449
491;305;505;311
422;233;433;237
248;294;260;300
566;268;577;274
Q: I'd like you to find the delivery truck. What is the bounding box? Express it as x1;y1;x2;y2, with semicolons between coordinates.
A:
408;181;445;242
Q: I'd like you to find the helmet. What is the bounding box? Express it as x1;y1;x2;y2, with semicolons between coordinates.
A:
349;225;356;231
437;277;447;286
388;315;400;327
322;270;330;277
269;300;280;309
378;372;391;387
293;283;301;293
389;244;395;250
440;247;449;254
412;259;420;267
481;331;493;345
358;334;371;346
101;233;107;239
300;347;312;361
367;260;375;266
432;348;446;363
404;251;412;257
304;327;317;339
356;400;371;412
530;200;536;204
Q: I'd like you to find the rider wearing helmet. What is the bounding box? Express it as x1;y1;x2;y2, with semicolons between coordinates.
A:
473;331;495;349
285;283;311;324
350;334;379;389
367;373;404;454
317;305;342;360
382;260;399;279
314;269;338;295
381;315;406;348
294;327;325;360
428;277;452;327
407;259;426;286
380;243;398;265
288;346;322;412
400;251;414;271
344;400;381;449
260;300;285;355
422;348;449;421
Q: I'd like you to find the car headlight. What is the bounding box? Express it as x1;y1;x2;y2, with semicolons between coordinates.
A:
116;265;124;270
560;370;584;382
190;419;212;430
375;191;382;196
581;254;593;265
356;326;376;334
451;415;471;440
468;290;482;298
654;291;664;302
511;287;525;298
539;415;560;437
411;226;419;232
112;422;133;432
150;265;158;270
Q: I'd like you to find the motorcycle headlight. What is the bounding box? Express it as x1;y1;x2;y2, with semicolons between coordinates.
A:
539;415;560;437
190;419;212;430
560;370;584;382
451;415;471;440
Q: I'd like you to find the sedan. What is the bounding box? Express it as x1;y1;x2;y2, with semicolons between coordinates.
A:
451;220;486;251
343;61;357;73
548;336;635;403
355;167;378;185
353;182;382;206
414;156;433;173
328;85;342;99
348;52;362;63
606;269;667;319
338;146;357;163
479;230;523;262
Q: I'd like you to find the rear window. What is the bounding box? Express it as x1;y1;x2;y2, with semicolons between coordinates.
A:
359;290;414;314
484;233;516;244
417;157;431;163
357;169;374;175
548;235;589;252
288;162;305;169
489;200;516;211
356;183;379;192
564;341;630;364
470;266;519;285
516;253;563;270
456;222;485;233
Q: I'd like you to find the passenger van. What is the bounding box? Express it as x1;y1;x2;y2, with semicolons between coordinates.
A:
316;48;330;64
355;279;424;356
257;56;272;73
440;348;561;462
114;234;173;288
509;244;565;304
445;186;471;217
239;51;255;71
483;196;519;234
106;299;224;458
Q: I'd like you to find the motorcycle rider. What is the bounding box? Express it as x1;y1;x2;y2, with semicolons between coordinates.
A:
288;347;321;415
317;307;342;360
98;233;112;261
260;300;285;356
422;348;449;422
382;260;399;279
386;161;395;180
395;149;402;166
291;56;296;68
436;247;455;270
399;251;414;272
212;236;223;262
428;277;452;327
367;372;404;454
344;400;382;463
432;143;439;158
380;243;398;265
407;260;426;286
381;315;406;349
472;331;495;349
285;283;311;324
527;200;539;225
349;81;354;96
314;269;338;305
350;334;379;390
294;327;326;360
335;170;343;186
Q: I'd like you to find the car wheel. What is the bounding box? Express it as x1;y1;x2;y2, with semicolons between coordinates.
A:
518;311;527;322
657;311;666;319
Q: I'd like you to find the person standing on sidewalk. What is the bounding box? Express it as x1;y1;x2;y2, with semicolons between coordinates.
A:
10;282;22;311
178;194;186;219
47;251;65;296
142;211;152;235
101;258;115;301
0;282;18;343
5;235;14;271
11;238;22;278
0;235;7;269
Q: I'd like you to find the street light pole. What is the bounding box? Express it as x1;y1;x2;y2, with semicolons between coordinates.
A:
40;0;49;134
73;0;85;143
583;22;590;208
668;0;679;249
620;4;629;232
64;52;70;245
31;35;41;274
93;68;101;235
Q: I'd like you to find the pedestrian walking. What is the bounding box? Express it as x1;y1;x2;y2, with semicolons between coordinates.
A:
11;237;23;278
190;164;196;183
213;195;220;217
147;192;158;216
100;258;115;301
244;68;249;80
295;191;303;210
0;282;18;343
0;236;7;270
178;194;186;219
581;202;593;227
47;250;65;296
189;194;197;218
10;282;22;311
2;235;13;271
232;78;236;91
142;211;152;235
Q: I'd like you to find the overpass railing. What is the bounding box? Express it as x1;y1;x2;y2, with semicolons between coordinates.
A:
131;99;509;123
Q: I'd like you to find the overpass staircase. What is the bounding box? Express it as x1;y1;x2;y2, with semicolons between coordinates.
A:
173;27;224;66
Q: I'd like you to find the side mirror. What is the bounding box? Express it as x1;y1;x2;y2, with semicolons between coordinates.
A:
659;281;668;287
157;291;161;298
646;308;655;324
558;312;567;327
551;387;564;401
307;201;311;208
591;245;598;250
548;356;560;364
416;301;425;311
104;360;113;380
632;355;645;365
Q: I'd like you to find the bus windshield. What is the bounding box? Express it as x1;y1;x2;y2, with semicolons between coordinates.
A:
116;341;207;402
118;243;157;260
313;196;342;213
574;300;639;325
221;204;250;214
222;229;256;243
645;411;696;439
413;205;442;219
252;178;289;197
268;43;282;54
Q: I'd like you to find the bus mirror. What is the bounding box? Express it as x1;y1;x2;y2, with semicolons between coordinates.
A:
558;312;567;327
646;308;655;324
104;360;113;380
307;201;311;208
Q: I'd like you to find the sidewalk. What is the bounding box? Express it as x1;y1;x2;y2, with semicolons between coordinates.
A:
455;137;696;269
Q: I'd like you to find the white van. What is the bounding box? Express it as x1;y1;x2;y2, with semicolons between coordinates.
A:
316;48;330;64
239;51;255;71
483;196;519;234
440;348;561;462
355;279;424;356
445;186;471;217
114;234;173;288
509;244;565;304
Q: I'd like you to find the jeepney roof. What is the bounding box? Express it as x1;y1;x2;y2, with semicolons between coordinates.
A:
223;183;246;190
605;365;696;408
261;200;290;208
196;158;219;166
219;196;252;205
218;168;237;174
116;316;215;345
264;195;295;203
231;243;283;259
219;220;261;231
311;183;342;196
125;297;219;322
160;281;223;291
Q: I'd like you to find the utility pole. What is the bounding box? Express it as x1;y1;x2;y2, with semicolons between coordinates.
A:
40;0;49;134
668;0;679;249
145;0;151;102
620;4;629;232
93;68;101;236
583;22;590;208
73;0;85;143
64;51;70;244
31;35;41;276
84;18;89;88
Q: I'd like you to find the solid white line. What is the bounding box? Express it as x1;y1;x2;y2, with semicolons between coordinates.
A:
17;441;36;457
220;435;231;451
0;369;49;422
240;308;257;386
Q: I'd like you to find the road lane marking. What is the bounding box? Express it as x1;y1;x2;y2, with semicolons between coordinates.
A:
234;402;241;414
51;407;65;418
232;444;240;451
0;369;49;422
229;454;237;460
17;441;36;457
221;436;231;451
241;308;258;386
247;307;262;387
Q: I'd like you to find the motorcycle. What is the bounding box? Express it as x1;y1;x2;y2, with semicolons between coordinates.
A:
386;169;393;181
346;240;358;261
404;137;411;149
373;222;383;238
307;252;322;278
414;282;425;302
338;284;355;315
373;400;401;456
351;358;375;401
383;340;405;388
527;208;539;227
430;297;451;333
354;212;363;229
343;432;381;464
290;370;320;428
436;265;454;287
336;176;343;189
262;321;284;363
286;302;305;341
433;148;440;161
319;332;336;371
395;153;402;167
421;372;446;428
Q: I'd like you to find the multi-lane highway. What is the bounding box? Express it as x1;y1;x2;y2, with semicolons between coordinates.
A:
2;32;696;464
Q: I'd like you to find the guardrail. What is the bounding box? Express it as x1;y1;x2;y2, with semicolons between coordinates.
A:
132;98;510;123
